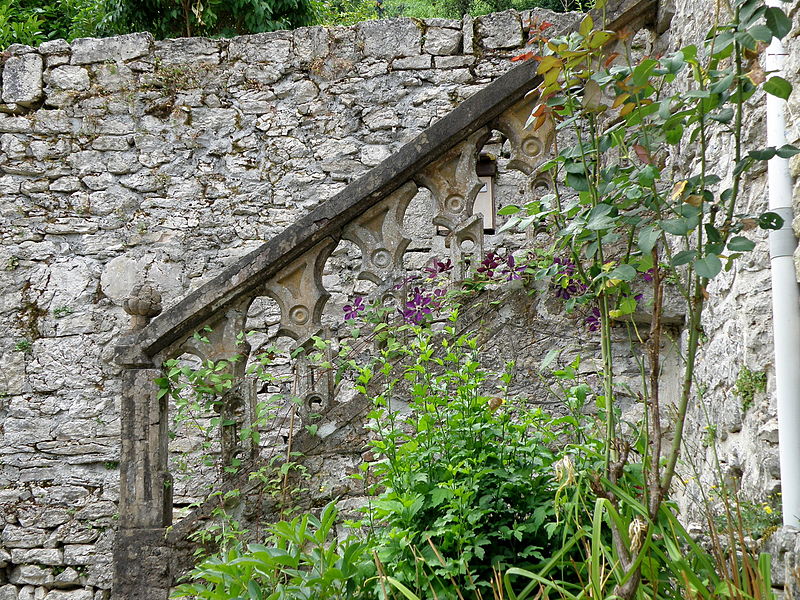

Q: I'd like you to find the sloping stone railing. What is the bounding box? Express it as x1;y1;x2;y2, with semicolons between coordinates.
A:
111;2;658;597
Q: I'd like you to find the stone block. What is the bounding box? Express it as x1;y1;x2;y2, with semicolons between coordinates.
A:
228;31;292;64
154;37;221;65
358;19;421;59
52;567;82;589
476;10;523;49
8;44;35;55
424;27;462;55
44;591;93;600
2;525;49;548
49;177;82;192
10;548;64;566
63;545;97;566
434;55;475;68
462;14;474;54
0;585;17;600
38;39;70;55
9;565;54;586
47;66;90;91
2;54;44;106
71;33;153;65
393;55;432;70
293;26;329;64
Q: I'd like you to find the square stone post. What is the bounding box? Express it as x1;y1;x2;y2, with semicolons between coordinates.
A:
112;284;173;600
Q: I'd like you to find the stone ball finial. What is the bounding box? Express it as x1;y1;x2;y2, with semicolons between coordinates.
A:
124;282;162;331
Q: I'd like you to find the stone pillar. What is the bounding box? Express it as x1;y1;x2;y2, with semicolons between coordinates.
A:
112;283;172;600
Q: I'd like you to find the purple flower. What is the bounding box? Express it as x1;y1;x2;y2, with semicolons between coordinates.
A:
642;268;655;283
400;287;437;324
501;254;525;281
393;274;421;291
551;256;587;300
343;296;365;320
477;252;502;278
424;258;453;278
585;307;601;332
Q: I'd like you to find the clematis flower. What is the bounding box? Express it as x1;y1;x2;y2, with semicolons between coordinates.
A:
477;252;502;278
501;254;525;281
343;296;365;320
424;258;453;277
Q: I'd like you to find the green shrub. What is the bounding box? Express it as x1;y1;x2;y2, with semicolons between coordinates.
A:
174;502;374;600
0;0;108;48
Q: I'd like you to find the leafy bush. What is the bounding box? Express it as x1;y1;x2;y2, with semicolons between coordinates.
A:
382;0;585;20
174;502;374;600
0;0;107;48
104;0;315;39
353;322;595;597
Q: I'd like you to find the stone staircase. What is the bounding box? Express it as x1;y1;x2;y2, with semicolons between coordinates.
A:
110;1;659;597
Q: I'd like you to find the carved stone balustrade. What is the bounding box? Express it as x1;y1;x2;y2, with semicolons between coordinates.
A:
110;3;659;596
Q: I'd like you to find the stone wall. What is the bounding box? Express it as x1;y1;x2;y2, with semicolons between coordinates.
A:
0;9;586;599
1;1;800;598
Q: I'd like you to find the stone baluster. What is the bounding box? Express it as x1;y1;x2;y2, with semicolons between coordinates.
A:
415;128;490;278
179;299;256;473
114;282;171;600
342;181;416;286
264;237;338;415
496;93;555;176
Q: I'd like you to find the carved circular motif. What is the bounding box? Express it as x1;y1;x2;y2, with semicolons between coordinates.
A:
460;237;475;253
532;177;551;195
306;393;325;413
445;195;464;213
371;248;392;269
521;137;543;158
289;305;309;325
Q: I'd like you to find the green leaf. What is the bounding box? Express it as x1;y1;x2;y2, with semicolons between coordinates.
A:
660;217;694;236
747;24;774;43
586;204;616;230
709;70;734;95
540;348;561;371
694;253;722;279
632;58;658;87
498;205;521;215
709;107;734;123
665;126;684;145
764;76;792;100
727;236;756;252
759;211;784;230
671;249;696;266
777;144;800;158
749;147;777;160
606;264;637;281
579;14;593;36
765;6;791;39
638;226;660;254
566;172;590;192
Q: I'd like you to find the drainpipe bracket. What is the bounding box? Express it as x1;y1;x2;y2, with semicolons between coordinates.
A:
769;207;798;259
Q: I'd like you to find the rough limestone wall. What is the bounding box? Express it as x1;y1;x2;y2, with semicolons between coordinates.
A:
652;0;800;592
0;9;587;599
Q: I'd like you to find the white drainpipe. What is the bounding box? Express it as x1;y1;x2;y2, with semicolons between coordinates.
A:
765;0;800;528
